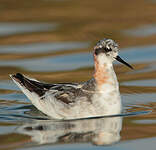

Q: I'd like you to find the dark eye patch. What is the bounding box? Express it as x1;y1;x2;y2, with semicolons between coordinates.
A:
95;47;112;55
104;47;112;52
95;48;103;55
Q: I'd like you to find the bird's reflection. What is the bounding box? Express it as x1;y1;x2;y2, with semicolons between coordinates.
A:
17;116;122;146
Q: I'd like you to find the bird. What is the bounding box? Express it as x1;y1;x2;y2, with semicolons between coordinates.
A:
10;38;133;120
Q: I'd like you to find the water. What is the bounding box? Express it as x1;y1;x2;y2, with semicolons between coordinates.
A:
123;24;156;37
0;42;89;53
0;0;156;150
0;23;58;36
0;52;92;71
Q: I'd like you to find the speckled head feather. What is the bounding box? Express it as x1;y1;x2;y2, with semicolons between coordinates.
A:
94;38;133;69
94;38;118;55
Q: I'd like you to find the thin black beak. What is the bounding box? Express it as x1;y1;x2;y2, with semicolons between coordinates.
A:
115;55;133;69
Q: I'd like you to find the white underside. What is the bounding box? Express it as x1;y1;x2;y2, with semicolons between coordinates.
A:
11;76;121;120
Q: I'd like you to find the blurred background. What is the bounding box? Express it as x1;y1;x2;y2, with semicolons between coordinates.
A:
0;0;156;150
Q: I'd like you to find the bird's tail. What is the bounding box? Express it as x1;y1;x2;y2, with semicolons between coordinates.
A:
10;73;47;97
10;73;61;119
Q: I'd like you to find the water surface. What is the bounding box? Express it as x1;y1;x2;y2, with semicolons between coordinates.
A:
0;23;58;36
0;0;156;150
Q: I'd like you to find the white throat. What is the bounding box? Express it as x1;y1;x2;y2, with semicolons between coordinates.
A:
93;53;121;116
94;53;119;92
97;53;113;68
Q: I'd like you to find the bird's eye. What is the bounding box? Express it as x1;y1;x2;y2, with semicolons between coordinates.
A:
94;47;112;55
104;47;112;52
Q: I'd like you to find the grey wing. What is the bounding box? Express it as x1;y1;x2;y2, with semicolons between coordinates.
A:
48;79;96;104
11;73;94;104
45;83;82;104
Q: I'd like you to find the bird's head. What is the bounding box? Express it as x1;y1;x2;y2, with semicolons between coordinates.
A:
94;38;133;69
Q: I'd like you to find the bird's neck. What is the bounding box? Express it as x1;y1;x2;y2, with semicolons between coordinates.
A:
93;54;119;91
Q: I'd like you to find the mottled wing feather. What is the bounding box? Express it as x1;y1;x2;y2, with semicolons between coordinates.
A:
49;84;81;104
12;73;96;105
55;93;73;104
50;79;96;104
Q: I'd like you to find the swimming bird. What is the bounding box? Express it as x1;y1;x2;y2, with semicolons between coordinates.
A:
10;38;133;120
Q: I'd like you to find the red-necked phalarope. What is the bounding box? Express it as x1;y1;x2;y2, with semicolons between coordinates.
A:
10;38;133;120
